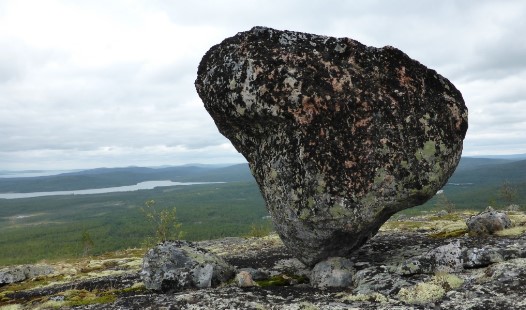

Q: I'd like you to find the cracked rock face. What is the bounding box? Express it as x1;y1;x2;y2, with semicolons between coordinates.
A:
195;26;468;266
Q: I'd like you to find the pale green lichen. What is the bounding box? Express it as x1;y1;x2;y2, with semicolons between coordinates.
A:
398;282;445;304
415;140;436;161
339;292;389;303
307;197;315;209
328;203;353;219
397;272;464;304
297;302;319;310
299;208;310;221
0;305;23;310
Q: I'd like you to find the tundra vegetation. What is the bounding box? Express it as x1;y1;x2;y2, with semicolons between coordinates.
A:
0;164;524;266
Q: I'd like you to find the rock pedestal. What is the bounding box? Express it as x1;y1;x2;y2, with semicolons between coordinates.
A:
195;26;468;266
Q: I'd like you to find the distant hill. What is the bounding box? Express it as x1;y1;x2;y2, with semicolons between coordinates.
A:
453;157;514;172
1;157;524;209
0;164;254;193
448;158;526;185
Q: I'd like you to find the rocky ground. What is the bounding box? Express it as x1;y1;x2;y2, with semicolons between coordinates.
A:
1;210;526;310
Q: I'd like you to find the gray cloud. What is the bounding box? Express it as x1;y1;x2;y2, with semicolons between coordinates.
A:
0;0;525;170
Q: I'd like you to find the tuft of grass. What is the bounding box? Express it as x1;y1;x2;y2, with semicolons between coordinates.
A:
245;222;274;238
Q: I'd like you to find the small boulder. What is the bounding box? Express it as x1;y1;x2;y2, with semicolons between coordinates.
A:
397;240;463;275
238;267;269;281
310;257;355;288
140;240;235;292
353;266;412;296
463;247;504;268
506;204;520;212
0;265;54;285
235;271;257;287
466;209;512;236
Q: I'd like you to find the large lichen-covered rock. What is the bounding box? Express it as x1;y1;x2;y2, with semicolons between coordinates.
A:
140;241;235;292
195;26;468;266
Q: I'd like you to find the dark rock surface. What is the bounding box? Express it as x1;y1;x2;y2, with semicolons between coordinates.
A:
2;211;526;309
195;26;468;265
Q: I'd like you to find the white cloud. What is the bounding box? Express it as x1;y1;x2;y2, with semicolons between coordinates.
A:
0;0;525;170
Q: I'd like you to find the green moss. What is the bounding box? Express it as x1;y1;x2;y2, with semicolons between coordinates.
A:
256;274;308;287
66;294;116;307
430;228;468;239
495;226;526;236
57;289;117;307
428;213;462;221
381;221;429;231
0;305;23;310
0;274;66;294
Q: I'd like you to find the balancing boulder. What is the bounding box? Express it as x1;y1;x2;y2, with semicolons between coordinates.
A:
195;27;468;266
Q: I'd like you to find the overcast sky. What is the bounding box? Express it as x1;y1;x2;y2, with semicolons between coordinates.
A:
1;0;525;170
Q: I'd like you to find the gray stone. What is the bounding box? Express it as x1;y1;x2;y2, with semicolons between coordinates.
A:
506;204;520;212
238;267;269;280
235;270;257;287
140;240;235;291
463;247;504;268
310;257;355;288
353;266;412;296
466;209;512;235
397;240;463;275
436;210;448;217
195;26;468;266
0;264;54;285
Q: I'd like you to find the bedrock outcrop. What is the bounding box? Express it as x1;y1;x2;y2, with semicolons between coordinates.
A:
195;26;468;265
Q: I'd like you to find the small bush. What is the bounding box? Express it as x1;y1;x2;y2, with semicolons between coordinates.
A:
140;200;185;246
246;222;273;238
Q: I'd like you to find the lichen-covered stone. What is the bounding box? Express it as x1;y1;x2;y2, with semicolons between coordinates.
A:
0;264;55;284
397;241;463;275
195;26;468;266
140;241;235;292
310;257;355;288
466;208;512;236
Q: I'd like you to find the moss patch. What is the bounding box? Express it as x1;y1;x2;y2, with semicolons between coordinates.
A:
256;274;309;287
58;289;117;307
0;305;23;310
495;226;526;236
380;221;430;231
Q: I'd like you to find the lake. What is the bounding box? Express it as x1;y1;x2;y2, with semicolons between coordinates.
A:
0;180;222;199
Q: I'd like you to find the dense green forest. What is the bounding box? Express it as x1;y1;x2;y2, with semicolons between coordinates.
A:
0;181;269;266
0;158;524;266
